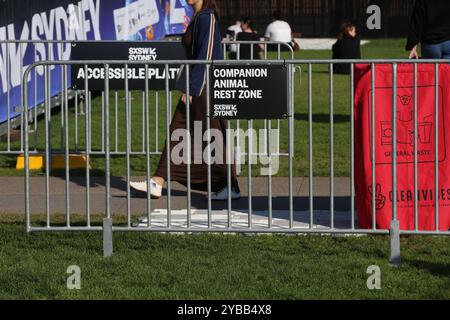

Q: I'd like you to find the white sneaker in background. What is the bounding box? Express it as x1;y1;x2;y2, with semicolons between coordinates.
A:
130;179;163;199
210;188;241;201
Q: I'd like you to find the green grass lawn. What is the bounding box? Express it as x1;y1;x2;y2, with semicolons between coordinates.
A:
2;40;448;300
0;215;449;300
0;39;409;177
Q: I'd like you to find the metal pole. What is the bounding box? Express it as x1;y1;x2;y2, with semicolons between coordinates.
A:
85;65;91;227
248;119;253;229
390;63;401;266
236;44;241;177
104;64;112;220
155;91;159;153
103;63;113;257
45;66;51;228
115;91;119;152
186;65;192;228
268;119;273;229
33;45;38;152
227;119;232;228
101;91;105;152
371;63;377;230
142;92;145;153
63;65;70;227
125;66;132;227
59;43;64;152
75;92;79;151
23;64;31;233
206;64;212;228
308;64;314;228
434;63;439;232
145;65;152;228
350;64;355;230
20;43;24;153
329;64;334;229
103;217;113;257
6;43;11;152
288;64;294;229
413;63;419;231
165;64;172;228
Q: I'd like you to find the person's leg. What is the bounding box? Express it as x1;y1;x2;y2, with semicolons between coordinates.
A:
421;43;443;59
153;99;188;186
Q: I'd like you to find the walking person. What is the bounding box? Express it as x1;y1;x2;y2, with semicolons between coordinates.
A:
406;0;450;59
131;0;241;201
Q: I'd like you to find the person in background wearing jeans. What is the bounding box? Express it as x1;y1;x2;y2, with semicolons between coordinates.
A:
406;0;450;59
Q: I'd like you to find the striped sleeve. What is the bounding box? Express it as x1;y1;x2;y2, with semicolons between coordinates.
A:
188;13;216;97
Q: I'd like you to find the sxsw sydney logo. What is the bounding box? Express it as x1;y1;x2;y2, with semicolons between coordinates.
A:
128;47;158;61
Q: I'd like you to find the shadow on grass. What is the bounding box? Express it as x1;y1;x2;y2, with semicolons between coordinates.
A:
403;259;450;278
28;188;358;228
52;170;211;207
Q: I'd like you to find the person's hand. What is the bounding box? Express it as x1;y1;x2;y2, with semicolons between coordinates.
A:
181;94;193;106
409;46;419;59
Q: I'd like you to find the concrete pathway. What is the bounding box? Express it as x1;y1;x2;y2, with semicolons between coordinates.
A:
0;176;352;214
1;176;356;229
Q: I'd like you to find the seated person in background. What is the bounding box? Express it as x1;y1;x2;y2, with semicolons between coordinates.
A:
226;19;242;60
332;23;361;75
264;10;294;51
236;17;262;60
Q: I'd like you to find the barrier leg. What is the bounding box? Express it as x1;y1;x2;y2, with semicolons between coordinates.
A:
103;218;113;257
389;220;401;267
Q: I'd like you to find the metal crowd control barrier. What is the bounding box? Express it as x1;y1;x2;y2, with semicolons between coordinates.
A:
223;40;296;168
22;59;450;264
0;40;294;157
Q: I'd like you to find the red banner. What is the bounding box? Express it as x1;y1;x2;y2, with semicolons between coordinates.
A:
354;63;450;231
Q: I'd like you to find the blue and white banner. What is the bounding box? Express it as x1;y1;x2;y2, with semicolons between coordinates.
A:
163;0;194;36
0;0;193;124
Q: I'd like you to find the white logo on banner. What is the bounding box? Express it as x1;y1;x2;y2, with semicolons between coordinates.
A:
113;0;160;40
0;0;102;92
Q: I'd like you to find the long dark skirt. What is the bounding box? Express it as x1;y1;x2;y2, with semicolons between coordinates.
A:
154;91;240;193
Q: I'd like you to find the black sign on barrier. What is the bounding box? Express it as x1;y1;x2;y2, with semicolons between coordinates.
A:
210;64;288;120
70;41;186;90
